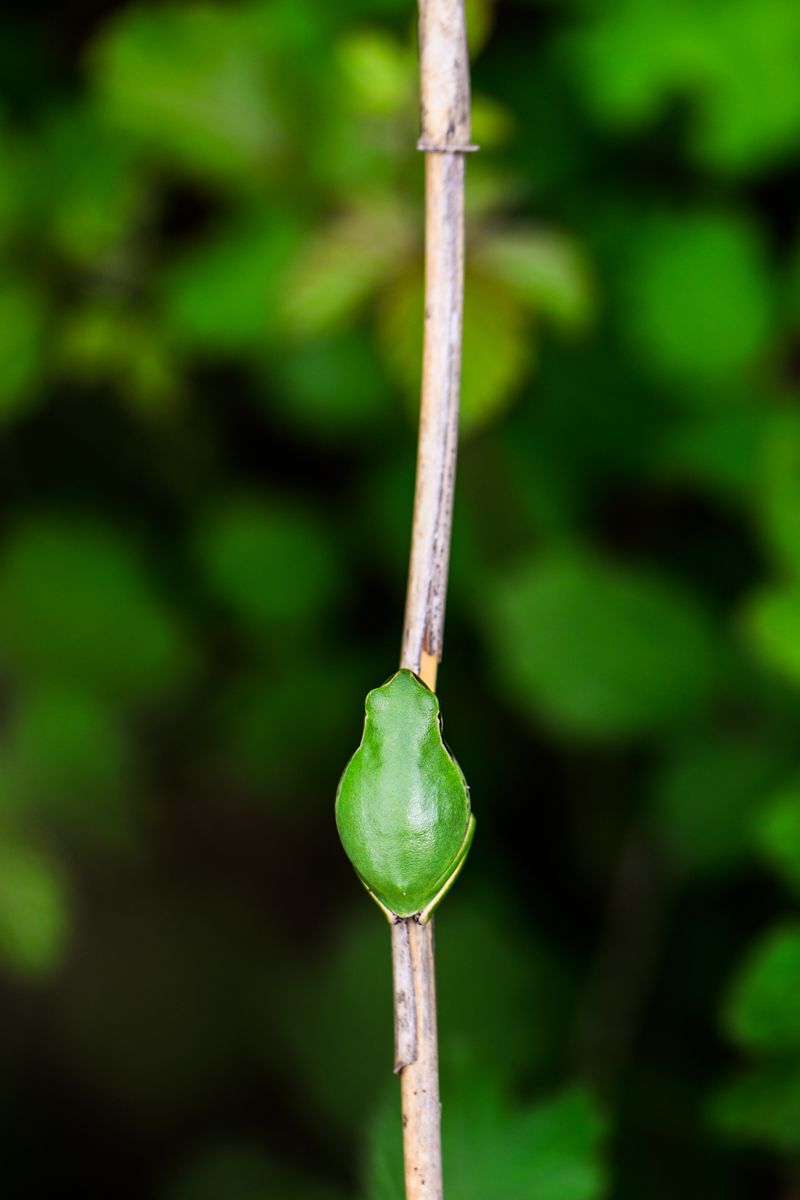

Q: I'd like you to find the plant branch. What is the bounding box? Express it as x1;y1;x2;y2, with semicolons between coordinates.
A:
392;3;474;1198
400;0;474;683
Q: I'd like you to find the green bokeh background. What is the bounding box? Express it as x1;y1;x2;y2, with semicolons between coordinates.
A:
2;0;800;1195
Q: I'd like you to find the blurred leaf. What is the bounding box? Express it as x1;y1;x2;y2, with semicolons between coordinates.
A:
568;0;710;131
3;684;136;848
161;1141;346;1200
464;166;527;222
0;124;31;247
267;905;390;1136
367;1070;607;1200
466;0;497;56
679;0;800;171
0;520;188;700
756;410;800;578
339;0;410;11
337;31;414;118
436;892;575;1081
38;107;147;264
0;277;48;422
314;57;410;198
208;658;366;801
57;304;181;416
722;923;800;1053
753;779;800;895
625;212;772;383
162;210;301;352
268;330;388;439
741;584;800;688
655;409;769;499
471;95;516;149
510;340;670;496
712;1061;800;1153
569;0;800;172
487;554;715;738
378;268;532;434
476;227;596;332
90;2;281;185
281;204;412;338
649;735;787;878
0;838;69;978
195;496;339;634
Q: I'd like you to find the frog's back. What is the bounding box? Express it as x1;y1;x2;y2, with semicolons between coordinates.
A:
335;669;471;917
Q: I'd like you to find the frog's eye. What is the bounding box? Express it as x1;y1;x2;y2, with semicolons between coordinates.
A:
408;677;438;713
365;688;389;716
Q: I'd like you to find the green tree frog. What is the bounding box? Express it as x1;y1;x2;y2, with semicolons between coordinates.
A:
335;669;475;921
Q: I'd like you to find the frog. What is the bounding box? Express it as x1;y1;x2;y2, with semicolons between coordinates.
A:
335;668;474;921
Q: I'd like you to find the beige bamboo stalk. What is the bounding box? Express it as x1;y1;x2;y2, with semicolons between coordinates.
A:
391;3;475;1198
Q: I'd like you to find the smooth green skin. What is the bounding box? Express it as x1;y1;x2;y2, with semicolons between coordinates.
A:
335;669;474;921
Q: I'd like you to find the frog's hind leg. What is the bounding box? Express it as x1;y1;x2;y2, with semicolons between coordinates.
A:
360;878;398;923
417;815;475;925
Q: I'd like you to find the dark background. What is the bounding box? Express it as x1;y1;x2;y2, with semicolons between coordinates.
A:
1;1;800;1196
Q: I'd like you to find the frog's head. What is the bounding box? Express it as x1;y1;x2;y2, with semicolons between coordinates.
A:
365;668;439;729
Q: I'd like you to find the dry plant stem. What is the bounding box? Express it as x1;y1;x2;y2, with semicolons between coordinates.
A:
392;3;473;1199
400;0;473;676
393;918;443;1198
391;917;417;1072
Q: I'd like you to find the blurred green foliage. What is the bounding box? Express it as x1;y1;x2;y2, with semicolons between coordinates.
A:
487;553;716;736
368;1071;606;1200
1;0;800;1197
